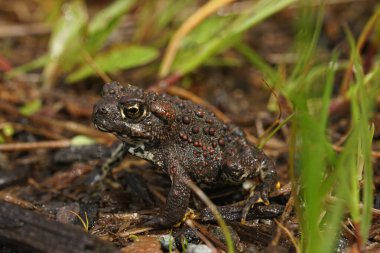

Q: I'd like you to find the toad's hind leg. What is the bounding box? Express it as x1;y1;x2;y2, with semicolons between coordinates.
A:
144;162;191;228
162;174;191;226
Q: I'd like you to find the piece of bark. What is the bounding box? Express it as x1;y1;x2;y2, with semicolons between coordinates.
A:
200;204;284;222
0;201;119;253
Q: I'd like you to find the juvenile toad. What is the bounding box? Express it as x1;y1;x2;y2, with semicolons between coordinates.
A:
93;82;277;227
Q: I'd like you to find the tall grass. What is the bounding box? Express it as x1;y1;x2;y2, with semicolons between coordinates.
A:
239;5;378;252
289;9;378;252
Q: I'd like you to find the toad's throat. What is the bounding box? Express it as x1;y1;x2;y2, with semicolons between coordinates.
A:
117;134;148;146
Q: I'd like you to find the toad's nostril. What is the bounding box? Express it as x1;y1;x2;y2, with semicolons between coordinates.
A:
94;104;108;115
99;107;108;114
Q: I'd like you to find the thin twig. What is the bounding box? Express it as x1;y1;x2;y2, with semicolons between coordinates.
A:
326;196;380;218
0;140;71;152
332;144;380;158
168;86;230;122
1;122;66;140
0;100;114;143
150;72;182;92
271;194;294;245
118;227;153;238
270;182;292;198
0;192;36;210
82;51;112;83
257;81;283;147
0;23;50;38
274;219;300;253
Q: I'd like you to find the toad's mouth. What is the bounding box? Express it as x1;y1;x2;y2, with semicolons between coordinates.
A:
93;119;116;134
94;122;149;145
93;123;108;132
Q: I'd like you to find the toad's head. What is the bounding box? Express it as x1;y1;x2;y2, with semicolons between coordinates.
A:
93;82;176;146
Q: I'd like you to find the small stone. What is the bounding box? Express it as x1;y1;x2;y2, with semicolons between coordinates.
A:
56;203;80;224
185;243;212;253
159;234;176;251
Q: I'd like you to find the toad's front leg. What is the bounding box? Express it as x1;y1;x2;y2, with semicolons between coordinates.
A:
145;161;191;228
242;151;277;222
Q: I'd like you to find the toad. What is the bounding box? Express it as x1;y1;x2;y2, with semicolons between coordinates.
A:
92;82;277;227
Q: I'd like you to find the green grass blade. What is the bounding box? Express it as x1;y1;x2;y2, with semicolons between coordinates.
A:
67;45;159;83
6;54;48;79
87;0;136;53
289;2;323;82
319;52;338;129
347;24;375;245
174;0;296;75
43;1;88;87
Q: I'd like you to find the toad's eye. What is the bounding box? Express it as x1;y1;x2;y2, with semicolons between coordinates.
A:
120;101;147;121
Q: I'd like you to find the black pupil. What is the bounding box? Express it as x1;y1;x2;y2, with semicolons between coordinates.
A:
128;107;139;114
124;103;144;119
